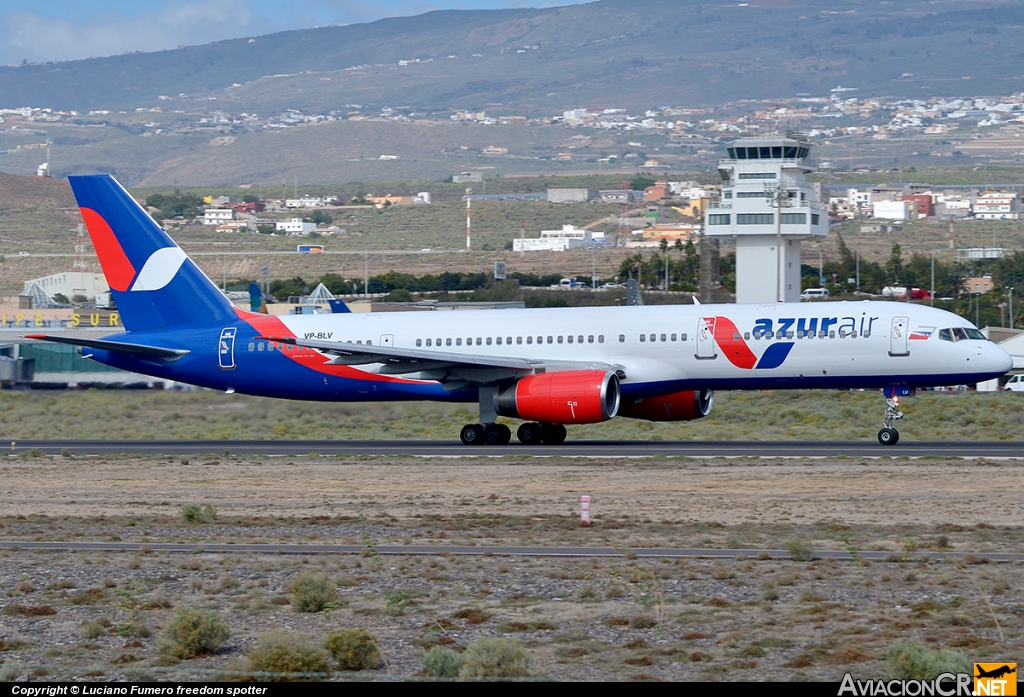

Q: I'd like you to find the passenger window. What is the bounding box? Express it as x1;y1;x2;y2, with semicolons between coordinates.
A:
829;331;836;339
496;337;502;345
640;334;646;342
818;331;825;339
537;336;543;344
268;343;275;351
456;338;462;346
744;332;750;340
248;342;255;352
850;332;857;339
598;335;604;343
733;333;740;341
547;336;553;344
368;340;372;345
578;335;583;343
681;333;687;341
660;334;667;342
516;337;522;344
486;337;492;345
416;339;422;347
507;337;512;344
786;331;794;339
258;343;264;351
671;333;677;342
566;335;572;344
424;339;431;346
476;338;482;346
557;336;563;344
863;332;870;339
446;338;453;346
618;335;624;343
649;333;656;342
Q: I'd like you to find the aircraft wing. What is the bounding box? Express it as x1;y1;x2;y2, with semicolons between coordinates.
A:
259;334;619;388
24;334;190;360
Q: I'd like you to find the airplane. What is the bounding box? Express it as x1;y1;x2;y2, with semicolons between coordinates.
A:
28;175;1014;447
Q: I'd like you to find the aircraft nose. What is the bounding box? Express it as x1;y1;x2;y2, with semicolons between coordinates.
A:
986;343;1014;375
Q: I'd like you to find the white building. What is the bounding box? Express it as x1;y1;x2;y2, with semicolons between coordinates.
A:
27;272;108;301
872;200;914;220
973;193;1021;220
276;218;317;235
512;225;604;252
203;208;234;225
704;136;828;303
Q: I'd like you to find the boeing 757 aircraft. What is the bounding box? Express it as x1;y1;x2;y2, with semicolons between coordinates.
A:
29;175;1013;446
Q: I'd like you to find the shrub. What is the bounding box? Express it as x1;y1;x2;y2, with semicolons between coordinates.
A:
786;538;816;562
885;640;969;680
423;646;463;678
81;620;108;639
0;662;26;682
458;637;531;680
180;504;217;523
247;631;329;682
157;607;230;659
289;573;337;613
324;629;380;671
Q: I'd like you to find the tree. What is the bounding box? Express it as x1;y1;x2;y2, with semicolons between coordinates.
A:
631;176;656;190
242;193;259;203
256;224;276;235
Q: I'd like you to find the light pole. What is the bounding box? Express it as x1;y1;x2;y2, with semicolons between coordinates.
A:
930;251;935;307
1009;286;1014;329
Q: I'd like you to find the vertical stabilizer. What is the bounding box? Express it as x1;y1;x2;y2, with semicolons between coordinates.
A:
69;175;237;331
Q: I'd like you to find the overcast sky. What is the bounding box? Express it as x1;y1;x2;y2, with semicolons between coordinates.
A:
0;0;587;66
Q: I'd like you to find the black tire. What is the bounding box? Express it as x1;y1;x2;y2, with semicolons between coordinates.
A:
877;428;898;446
542;423;567;445
496;424;512;445
516;422;543;445
460;423;484;445
483;424;506;446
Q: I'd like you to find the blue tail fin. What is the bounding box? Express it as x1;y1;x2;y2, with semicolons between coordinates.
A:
69;175;237;332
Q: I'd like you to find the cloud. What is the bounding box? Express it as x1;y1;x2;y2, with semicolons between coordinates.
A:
0;0;273;65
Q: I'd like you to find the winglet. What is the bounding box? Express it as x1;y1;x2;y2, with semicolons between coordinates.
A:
693;296;701;305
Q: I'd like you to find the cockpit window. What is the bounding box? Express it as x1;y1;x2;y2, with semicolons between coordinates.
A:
938;329;953;342
952;327;969;342
964;328;987;340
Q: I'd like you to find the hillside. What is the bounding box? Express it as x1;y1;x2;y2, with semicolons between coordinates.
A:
3;0;1024;114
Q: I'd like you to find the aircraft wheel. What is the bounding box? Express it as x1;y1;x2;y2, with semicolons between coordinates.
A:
877;428;899;446
460;423;484;445
483;424;509;446
516;422;543;445
542;423;567;445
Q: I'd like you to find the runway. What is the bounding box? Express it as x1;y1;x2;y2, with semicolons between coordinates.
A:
7;439;1023;457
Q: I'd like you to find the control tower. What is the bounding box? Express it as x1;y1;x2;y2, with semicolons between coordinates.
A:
704;136;827;303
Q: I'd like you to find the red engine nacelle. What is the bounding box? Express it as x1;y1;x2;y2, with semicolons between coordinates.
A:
617;389;714;422
495;370;620;424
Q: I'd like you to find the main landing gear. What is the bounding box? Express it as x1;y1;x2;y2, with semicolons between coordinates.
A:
458;385;566;446
457;422;565;445
877;395;904;446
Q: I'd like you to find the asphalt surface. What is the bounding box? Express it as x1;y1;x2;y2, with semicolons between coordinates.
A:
5;439;1023;457
0;541;1020;562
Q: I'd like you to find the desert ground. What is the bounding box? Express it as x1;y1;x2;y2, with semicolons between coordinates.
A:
0;453;1021;681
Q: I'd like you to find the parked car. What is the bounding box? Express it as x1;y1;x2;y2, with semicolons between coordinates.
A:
800;288;829;301
1003;374;1024;392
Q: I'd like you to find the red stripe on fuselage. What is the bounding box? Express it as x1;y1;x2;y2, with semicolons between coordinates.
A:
80;207;136;292
236;310;423;385
707;316;757;370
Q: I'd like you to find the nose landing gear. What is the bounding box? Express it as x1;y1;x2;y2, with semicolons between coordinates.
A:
878;396;903;445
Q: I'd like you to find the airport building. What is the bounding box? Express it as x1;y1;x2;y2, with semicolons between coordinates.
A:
705;135;828;303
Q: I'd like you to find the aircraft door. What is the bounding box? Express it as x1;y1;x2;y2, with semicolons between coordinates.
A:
218;327;237;369
695;317;718;360
889;316;909;357
380;334;394;347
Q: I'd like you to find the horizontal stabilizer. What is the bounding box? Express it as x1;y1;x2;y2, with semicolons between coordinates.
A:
24;334;189;360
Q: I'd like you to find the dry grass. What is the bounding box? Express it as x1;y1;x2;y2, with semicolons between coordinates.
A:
2;389;1022;442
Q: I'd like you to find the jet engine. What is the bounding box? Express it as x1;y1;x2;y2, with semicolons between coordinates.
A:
617;389;714;422
495;370;620;424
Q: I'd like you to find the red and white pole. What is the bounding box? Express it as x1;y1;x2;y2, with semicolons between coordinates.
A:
580;495;591;526
465;187;472;252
